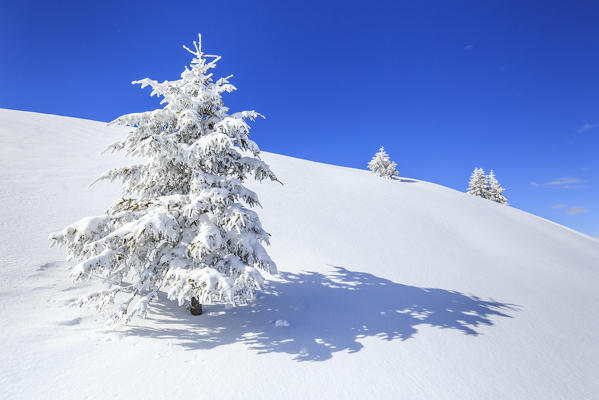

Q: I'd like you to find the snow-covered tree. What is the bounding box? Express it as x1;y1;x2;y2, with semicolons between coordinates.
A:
467;168;508;205
49;34;278;323
467;167;488;199
368;146;399;178
487;170;508;205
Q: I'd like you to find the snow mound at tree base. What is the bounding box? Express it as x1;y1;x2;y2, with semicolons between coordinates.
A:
1;109;598;399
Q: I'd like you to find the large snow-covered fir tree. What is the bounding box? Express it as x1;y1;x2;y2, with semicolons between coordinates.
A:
49;34;278;323
368;146;399;178
467;168;489;199
487;170;508;205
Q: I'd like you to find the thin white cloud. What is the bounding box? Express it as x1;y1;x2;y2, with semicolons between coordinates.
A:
545;177;584;186
578;123;598;133
566;206;588;215
464;44;474;50
530;177;584;189
552;204;567;209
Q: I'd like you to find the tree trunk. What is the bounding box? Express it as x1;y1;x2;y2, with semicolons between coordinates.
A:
190;297;203;315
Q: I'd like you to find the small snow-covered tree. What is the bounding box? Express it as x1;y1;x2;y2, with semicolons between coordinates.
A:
49;34;278;323
368;146;399;178
487;170;508;205
467;167;488;199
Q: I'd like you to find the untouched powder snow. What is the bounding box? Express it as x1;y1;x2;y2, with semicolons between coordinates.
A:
1;109;598;399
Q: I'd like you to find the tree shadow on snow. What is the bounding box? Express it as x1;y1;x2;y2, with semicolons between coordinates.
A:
394;177;418;183
124;266;517;361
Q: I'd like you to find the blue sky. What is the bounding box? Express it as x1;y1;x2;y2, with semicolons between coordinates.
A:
1;0;598;237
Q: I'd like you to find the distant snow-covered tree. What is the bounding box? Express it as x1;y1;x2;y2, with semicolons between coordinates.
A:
467;168;489;199
49;34;278;323
487;170;508;205
368;146;399;178
467;168;508;205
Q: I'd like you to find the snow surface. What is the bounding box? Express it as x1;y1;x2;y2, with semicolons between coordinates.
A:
1;109;598;399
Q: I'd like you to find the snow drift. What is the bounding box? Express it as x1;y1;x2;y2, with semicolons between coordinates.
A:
1;109;598;399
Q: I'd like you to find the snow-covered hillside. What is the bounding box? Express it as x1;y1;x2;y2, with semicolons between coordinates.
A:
1;109;598;399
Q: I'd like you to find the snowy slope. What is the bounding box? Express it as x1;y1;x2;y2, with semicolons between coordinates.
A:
1;109;598;399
